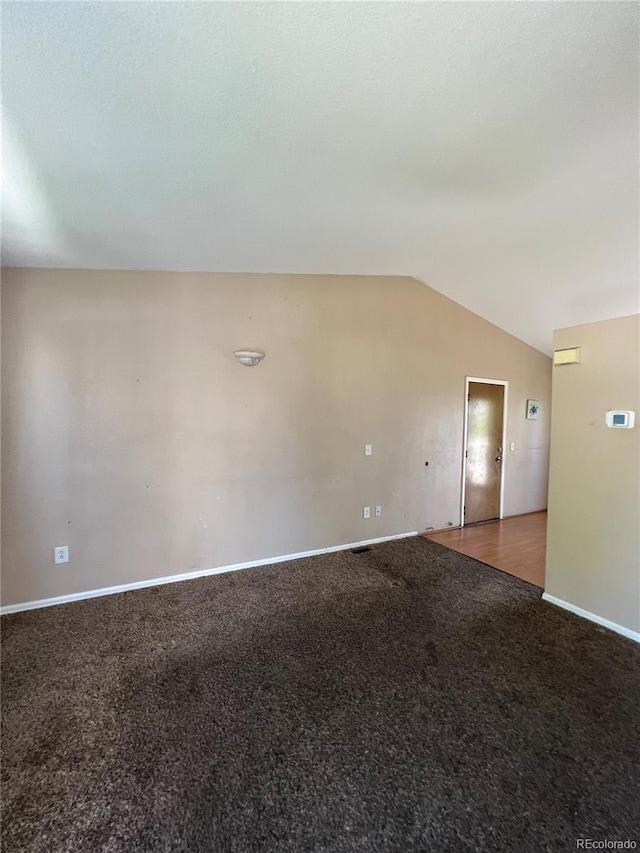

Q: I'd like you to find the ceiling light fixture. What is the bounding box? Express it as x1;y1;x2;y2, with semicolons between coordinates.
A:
234;350;265;366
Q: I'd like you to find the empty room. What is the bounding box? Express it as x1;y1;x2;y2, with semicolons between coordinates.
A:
1;2;639;851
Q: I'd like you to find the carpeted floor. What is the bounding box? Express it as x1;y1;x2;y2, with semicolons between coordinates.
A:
2;537;639;852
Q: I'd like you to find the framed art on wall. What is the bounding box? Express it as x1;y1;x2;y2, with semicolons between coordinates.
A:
526;399;540;420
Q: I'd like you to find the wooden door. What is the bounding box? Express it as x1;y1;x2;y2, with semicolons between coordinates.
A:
464;381;505;525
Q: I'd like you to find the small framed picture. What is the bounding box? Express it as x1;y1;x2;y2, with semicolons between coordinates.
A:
526;400;540;420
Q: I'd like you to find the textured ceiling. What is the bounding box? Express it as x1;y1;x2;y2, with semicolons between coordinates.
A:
2;1;639;353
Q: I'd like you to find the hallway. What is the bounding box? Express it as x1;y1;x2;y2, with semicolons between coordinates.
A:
423;511;547;588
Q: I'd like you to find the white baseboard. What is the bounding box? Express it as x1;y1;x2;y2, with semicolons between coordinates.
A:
0;531;418;616
423;524;462;534
542;593;640;643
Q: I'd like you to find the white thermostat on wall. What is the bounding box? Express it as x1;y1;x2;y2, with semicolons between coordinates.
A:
605;411;635;429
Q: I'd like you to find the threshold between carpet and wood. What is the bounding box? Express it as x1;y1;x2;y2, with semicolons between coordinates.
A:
2;536;638;852
424;510;547;588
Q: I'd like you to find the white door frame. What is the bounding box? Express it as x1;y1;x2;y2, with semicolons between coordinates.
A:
460;376;508;528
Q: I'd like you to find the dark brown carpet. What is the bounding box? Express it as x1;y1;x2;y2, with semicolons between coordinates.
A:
2;537;639;852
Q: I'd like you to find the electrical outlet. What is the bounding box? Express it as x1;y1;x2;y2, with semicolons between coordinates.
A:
54;546;69;564
364;444;372;456
510;442;515;451
375;505;382;517
363;506;371;519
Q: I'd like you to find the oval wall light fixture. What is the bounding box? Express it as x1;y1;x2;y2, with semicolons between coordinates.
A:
234;350;265;366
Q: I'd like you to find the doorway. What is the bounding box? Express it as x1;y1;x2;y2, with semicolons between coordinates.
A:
461;378;507;526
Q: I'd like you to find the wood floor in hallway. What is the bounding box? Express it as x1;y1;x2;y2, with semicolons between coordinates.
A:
422;511;547;588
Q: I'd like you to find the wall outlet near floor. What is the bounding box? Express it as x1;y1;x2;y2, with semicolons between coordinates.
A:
375;505;382;517
54;546;69;564
510;442;516;451
364;444;372;456
363;506;371;519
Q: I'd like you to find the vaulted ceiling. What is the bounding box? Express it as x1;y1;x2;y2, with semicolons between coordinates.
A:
2;2;638;353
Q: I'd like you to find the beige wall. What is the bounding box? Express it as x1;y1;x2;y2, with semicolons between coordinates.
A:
1;269;551;606
545;315;640;634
